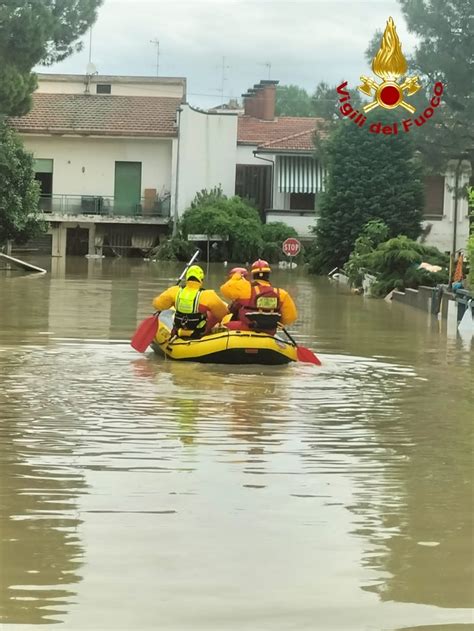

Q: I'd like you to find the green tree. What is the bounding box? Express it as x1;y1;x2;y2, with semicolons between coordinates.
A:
275;85;313;117
0;122;43;244
0;1;103;245
0;0;103;117
308;112;424;273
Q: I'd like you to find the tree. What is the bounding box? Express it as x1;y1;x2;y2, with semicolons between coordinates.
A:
0;1;104;117
275;85;313;117
0;1;103;245
0;122;43;244
308;111;424;273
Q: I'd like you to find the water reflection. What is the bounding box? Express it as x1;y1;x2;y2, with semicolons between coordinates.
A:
0;349;85;625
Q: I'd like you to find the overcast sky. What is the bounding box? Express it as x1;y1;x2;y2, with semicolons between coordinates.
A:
45;0;418;108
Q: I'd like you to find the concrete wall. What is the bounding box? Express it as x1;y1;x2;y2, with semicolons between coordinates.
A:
422;162;471;253
22;135;173;198
176;105;238;215
37;75;185;99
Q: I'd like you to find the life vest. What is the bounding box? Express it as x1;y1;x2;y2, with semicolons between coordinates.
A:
173;286;207;337
238;283;282;332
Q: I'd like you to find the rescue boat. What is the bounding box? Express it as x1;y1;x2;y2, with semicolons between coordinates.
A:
152;310;297;365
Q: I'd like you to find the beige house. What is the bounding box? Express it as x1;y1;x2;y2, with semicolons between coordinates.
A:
10;74;184;256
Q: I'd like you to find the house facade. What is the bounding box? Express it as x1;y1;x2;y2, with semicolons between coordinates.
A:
9;73;186;256
235;80;326;238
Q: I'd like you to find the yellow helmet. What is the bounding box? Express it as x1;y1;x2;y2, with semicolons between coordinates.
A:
186;265;205;283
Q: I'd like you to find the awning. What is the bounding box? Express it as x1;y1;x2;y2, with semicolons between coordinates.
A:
277;156;325;193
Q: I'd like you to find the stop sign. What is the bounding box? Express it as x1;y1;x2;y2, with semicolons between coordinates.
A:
282;237;301;257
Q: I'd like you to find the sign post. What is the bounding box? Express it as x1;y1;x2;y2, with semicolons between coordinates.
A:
282;237;301;269
188;234;229;273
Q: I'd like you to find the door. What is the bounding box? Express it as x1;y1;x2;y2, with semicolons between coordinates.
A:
114;162;142;216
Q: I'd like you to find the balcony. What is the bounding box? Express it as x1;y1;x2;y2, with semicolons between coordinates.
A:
38;194;171;219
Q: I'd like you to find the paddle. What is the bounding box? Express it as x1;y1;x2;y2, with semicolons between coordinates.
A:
279;325;322;365
130;249;201;353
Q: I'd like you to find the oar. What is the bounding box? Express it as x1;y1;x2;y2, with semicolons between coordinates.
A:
279;325;322;365
130;249;201;353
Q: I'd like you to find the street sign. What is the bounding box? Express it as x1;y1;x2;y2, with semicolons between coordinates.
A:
282;238;301;257
187;234;208;241
187;234;228;242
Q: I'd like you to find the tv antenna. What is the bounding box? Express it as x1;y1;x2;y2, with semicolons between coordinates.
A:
219;56;230;101
150;39;160;76
84;27;98;93
259;61;272;79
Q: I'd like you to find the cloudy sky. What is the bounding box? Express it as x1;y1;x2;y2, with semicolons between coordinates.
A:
45;0;418;108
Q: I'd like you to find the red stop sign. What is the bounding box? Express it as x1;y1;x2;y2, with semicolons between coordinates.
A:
282;238;301;256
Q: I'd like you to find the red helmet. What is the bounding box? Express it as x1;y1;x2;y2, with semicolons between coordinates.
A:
250;259;271;275
229;266;248;278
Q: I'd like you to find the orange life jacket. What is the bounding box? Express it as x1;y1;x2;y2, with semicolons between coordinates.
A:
238;283;282;332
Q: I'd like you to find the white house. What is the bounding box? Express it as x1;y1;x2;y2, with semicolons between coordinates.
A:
235;80;327;239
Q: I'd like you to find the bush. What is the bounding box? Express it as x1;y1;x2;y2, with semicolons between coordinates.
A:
345;233;449;297
149;235;195;261
158;189;299;263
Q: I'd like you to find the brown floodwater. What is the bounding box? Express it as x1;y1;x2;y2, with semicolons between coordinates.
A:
0;256;473;631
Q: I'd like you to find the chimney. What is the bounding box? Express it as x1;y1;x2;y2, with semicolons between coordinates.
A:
242;80;279;120
260;82;277;121
242;88;258;117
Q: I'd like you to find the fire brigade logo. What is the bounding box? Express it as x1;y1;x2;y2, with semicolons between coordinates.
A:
358;17;421;114
336;16;444;134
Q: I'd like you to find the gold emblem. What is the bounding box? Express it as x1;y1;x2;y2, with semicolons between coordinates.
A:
358;17;421;113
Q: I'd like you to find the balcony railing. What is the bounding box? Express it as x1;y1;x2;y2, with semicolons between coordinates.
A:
38;194;171;218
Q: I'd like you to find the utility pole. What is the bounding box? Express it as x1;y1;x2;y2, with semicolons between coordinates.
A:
150;39;160;76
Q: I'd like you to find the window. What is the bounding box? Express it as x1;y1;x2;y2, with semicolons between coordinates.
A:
290;193;315;210
423;175;444;217
96;84;112;94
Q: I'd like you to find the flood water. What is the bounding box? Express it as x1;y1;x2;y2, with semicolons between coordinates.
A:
1;256;473;631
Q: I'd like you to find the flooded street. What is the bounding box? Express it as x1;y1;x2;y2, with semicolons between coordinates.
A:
1;257;473;630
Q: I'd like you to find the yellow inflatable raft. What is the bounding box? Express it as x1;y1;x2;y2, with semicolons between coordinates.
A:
152;310;297;365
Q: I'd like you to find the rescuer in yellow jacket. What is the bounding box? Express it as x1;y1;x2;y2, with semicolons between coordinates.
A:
220;259;297;333
153;265;228;338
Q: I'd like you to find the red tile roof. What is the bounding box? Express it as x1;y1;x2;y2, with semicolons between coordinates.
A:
9;93;182;137
238;115;327;152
